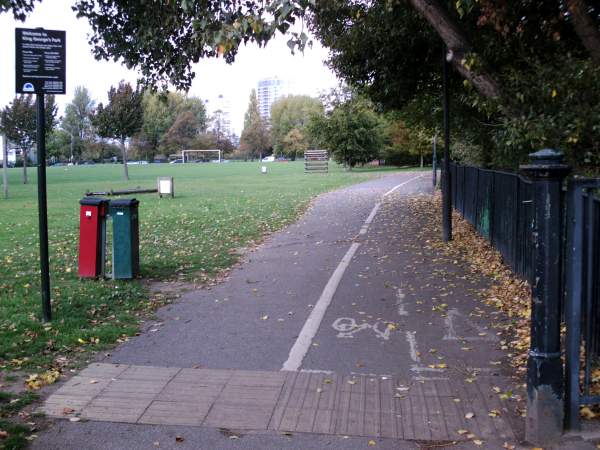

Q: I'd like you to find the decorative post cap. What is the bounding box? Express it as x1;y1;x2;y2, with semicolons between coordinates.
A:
520;149;571;180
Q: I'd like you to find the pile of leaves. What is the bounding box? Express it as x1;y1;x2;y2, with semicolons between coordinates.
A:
413;193;531;382
421;192;600;422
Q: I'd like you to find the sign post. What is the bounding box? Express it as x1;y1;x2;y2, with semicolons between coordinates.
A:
2;135;7;199
15;27;66;322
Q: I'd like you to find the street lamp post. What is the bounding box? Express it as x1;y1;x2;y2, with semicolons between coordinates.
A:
442;45;452;242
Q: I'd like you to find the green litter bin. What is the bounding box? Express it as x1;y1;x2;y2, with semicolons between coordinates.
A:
109;199;140;279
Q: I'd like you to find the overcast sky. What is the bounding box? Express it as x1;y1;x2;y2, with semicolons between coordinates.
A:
0;0;339;134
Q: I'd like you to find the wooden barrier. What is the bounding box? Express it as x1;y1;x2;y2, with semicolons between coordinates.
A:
304;150;328;174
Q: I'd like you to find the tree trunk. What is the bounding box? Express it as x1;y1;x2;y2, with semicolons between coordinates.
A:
408;0;502;99
22;149;28;184
121;139;129;180
566;0;600;65
420;153;424;168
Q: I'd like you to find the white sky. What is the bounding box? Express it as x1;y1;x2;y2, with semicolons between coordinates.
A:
0;0;339;134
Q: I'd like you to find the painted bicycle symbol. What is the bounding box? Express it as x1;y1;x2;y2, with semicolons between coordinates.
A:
332;317;391;340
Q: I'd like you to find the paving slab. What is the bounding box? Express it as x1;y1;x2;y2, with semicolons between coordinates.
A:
41;363;518;443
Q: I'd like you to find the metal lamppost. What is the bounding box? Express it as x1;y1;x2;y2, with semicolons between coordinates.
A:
442;46;452;242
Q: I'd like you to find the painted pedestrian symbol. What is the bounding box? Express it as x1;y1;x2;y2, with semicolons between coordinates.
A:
332;317;391;340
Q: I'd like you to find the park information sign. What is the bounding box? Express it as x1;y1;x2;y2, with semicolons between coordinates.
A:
15;28;66;95
15;27;66;322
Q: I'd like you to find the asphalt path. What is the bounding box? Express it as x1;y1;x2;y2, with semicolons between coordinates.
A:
105;171;431;371
33;171;526;450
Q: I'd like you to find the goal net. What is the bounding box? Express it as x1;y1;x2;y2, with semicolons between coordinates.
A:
181;149;222;163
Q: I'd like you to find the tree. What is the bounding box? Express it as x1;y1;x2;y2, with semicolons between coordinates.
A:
135;91;208;160
160;111;201;154
309;95;385;169
61;85;95;162
270;95;323;160
385;120;432;168
239;90;270;160
281;128;308;161
0;94;57;183
310;0;600;169
93;81;143;180
6;1;600;169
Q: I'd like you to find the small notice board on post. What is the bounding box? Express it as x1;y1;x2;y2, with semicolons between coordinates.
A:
15;27;66;323
15;28;66;95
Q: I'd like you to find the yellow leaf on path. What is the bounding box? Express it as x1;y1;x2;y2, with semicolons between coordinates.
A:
456;429;468;435
581;406;597;419
368;440;376;446
488;409;501;417
465;412;475;419
386;323;397;331
473;439;484;446
77;338;87;344
260;315;269;320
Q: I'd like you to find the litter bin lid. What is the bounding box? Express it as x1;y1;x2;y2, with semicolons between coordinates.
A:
80;197;108;206
110;198;139;208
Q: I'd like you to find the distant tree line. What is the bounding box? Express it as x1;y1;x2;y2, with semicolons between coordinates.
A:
0;82;236;181
238;87;436;169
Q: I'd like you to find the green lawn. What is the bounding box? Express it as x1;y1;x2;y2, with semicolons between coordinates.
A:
0;161;414;371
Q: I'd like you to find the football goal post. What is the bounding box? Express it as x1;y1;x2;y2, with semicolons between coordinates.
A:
181;149;222;163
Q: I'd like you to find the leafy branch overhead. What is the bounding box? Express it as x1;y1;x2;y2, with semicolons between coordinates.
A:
72;0;314;91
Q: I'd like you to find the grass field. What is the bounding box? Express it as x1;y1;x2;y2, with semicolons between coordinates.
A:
0;161;412;372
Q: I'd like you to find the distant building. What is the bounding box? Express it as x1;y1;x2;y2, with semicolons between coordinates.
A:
206;94;233;140
204;94;235;148
257;77;289;120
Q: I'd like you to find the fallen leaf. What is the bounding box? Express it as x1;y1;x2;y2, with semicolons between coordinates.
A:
175;436;184;443
0;430;8;439
465;412;475;419
473;439;484;446
260;315;269;320
456;429;468;435
368;439;376;446
69;417;81;422
488;409;501;417
581;406;597;419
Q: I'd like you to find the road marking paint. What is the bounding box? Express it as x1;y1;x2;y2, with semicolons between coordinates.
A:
300;369;334;374
282;173;424;372
443;308;498;341
396;288;408;316
364;202;381;225
412;376;450;381
282;242;361;371
332;317;391;340
383;174;425;197
410;365;446;373
405;331;420;363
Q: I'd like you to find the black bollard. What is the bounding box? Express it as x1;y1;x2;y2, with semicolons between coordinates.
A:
520;149;570;445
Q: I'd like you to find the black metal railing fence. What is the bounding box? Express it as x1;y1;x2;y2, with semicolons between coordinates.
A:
450;162;600;430
450;163;535;283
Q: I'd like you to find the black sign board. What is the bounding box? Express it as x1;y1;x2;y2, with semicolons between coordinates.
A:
15;28;66;95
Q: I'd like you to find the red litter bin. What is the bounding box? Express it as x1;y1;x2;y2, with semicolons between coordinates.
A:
78;197;109;278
